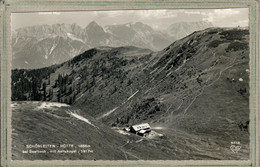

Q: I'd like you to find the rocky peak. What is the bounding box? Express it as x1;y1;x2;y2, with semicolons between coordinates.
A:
85;21;102;31
132;22;153;32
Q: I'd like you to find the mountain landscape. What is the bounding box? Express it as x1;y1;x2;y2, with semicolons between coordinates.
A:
11;27;250;160
12;21;213;69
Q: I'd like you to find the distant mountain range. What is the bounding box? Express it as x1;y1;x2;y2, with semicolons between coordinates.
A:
167;21;213;39
12;21;213;69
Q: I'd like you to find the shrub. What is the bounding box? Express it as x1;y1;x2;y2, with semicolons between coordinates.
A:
220;29;249;40
226;42;249;52
208;40;224;48
207;30;219;34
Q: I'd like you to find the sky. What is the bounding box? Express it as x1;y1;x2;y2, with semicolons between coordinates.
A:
11;8;249;31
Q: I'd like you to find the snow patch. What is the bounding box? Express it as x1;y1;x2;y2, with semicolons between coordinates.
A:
150;67;158;74
75;93;84;101
104;27;112;34
49;42;57;56
97;47;112;51
105;39;110;45
70;112;96;127
135;139;143;143
14;37;19;45
126;23;131;27
11;102;18;108
116;129;130;136
38;102;70;109
98;90;139;119
166;71;173;77
100;107;119;119
152;126;165;130
146;131;163;139
127;90;139;101
67;33;84;43
175;59;187;72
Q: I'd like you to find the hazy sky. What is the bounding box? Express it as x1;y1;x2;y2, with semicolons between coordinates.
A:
12;8;249;31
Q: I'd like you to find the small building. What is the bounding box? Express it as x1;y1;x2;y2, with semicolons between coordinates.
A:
129;123;151;136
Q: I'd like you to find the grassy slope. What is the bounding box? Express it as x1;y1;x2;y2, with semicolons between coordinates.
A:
12;101;128;160
101;28;250;159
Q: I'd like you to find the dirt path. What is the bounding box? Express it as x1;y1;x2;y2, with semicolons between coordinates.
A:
183;57;238;115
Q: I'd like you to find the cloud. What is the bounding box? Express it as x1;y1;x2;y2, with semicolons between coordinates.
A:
38;12;61;15
202;9;241;22
214;9;240;15
92;11;119;18
184;11;202;15
137;10;177;19
92;9;177;20
235;19;249;27
13;8;248;30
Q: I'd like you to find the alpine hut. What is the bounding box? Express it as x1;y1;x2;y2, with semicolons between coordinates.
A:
129;123;151;136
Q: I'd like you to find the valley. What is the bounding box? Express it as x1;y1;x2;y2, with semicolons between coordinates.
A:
11;27;250;160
